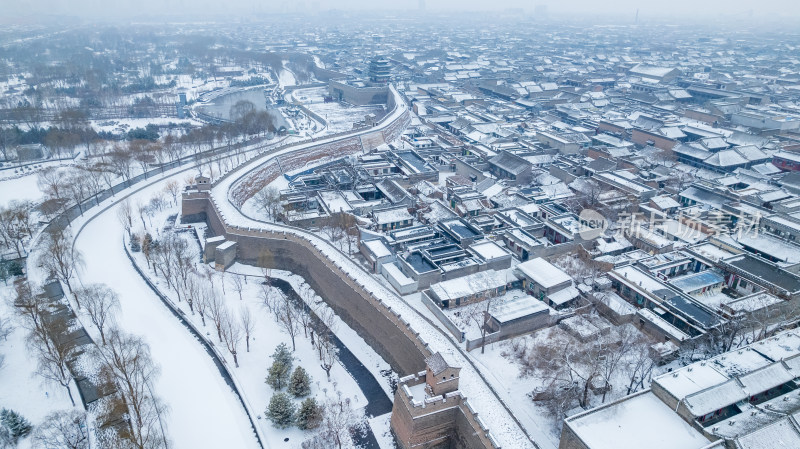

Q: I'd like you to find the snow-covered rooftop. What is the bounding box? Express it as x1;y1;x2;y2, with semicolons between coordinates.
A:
515;257;572;289
490;294;549;324
566;391;710;449
429;269;510;302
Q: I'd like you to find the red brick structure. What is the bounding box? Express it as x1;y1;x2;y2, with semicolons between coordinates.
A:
391;353;499;449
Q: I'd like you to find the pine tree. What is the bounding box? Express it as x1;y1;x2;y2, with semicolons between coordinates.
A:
272;342;293;368
289;366;311;397
265;343;294;390
0;425;11;448
266;360;290;390
0;408;32;443
266;392;296;428
296;397;322;430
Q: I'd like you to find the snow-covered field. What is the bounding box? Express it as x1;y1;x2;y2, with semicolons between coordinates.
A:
0;172;44;207
306;102;386;134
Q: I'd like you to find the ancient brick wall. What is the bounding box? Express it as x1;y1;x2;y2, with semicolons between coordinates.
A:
182;192;429;375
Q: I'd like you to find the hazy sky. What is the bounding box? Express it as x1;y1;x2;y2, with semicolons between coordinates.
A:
3;0;800;19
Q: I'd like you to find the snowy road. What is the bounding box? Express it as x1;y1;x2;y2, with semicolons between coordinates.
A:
73;178;261;449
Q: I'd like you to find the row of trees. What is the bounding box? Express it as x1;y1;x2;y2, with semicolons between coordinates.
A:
260;280;340;381
30;121;263;224
0;99;273;164
11;277;168;449
136;231;257;369
131;226;361;445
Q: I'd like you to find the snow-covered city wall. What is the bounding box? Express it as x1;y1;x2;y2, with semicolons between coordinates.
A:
183;191;431;375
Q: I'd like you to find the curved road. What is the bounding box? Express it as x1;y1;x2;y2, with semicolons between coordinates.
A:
74;176;261;449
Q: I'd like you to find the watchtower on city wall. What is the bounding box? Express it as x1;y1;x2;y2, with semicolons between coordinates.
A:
390;353;500;449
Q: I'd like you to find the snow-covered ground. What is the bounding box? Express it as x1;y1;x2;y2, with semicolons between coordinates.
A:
73;177;261;449
307;102;386;134
0;172;44;207
0;284;77;449
291;87;328;104
1;84;409;449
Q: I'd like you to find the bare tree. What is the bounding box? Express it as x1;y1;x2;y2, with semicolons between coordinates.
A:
318;336;338;381
77;284;120;345
326;213;358;254
66;171;91;215
621;335;656;396
276;293;300;351
181;275;201;315
195;284;210;327
231;274;245;301
220;311;242;367
171;238;195;302
82;164;107;206
516;330;615;418
32;314;78;406
151;234;194;303
298;285;316;339
136;201;148;229
747;298;800;343
0;201;34;257
208;291;226;343
254;187;281;221
11;280;49;349
259;283;280;317
32;410;89;449
202;266;220;294
94;328;168;449
164;180;181;206
110;143;134;185
37;167;67;203
38;229;84;298
117;199;134;238
239;306;254;353
314;305;338;354
597;325;639;403
312;394;366;449
462;299;493;354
